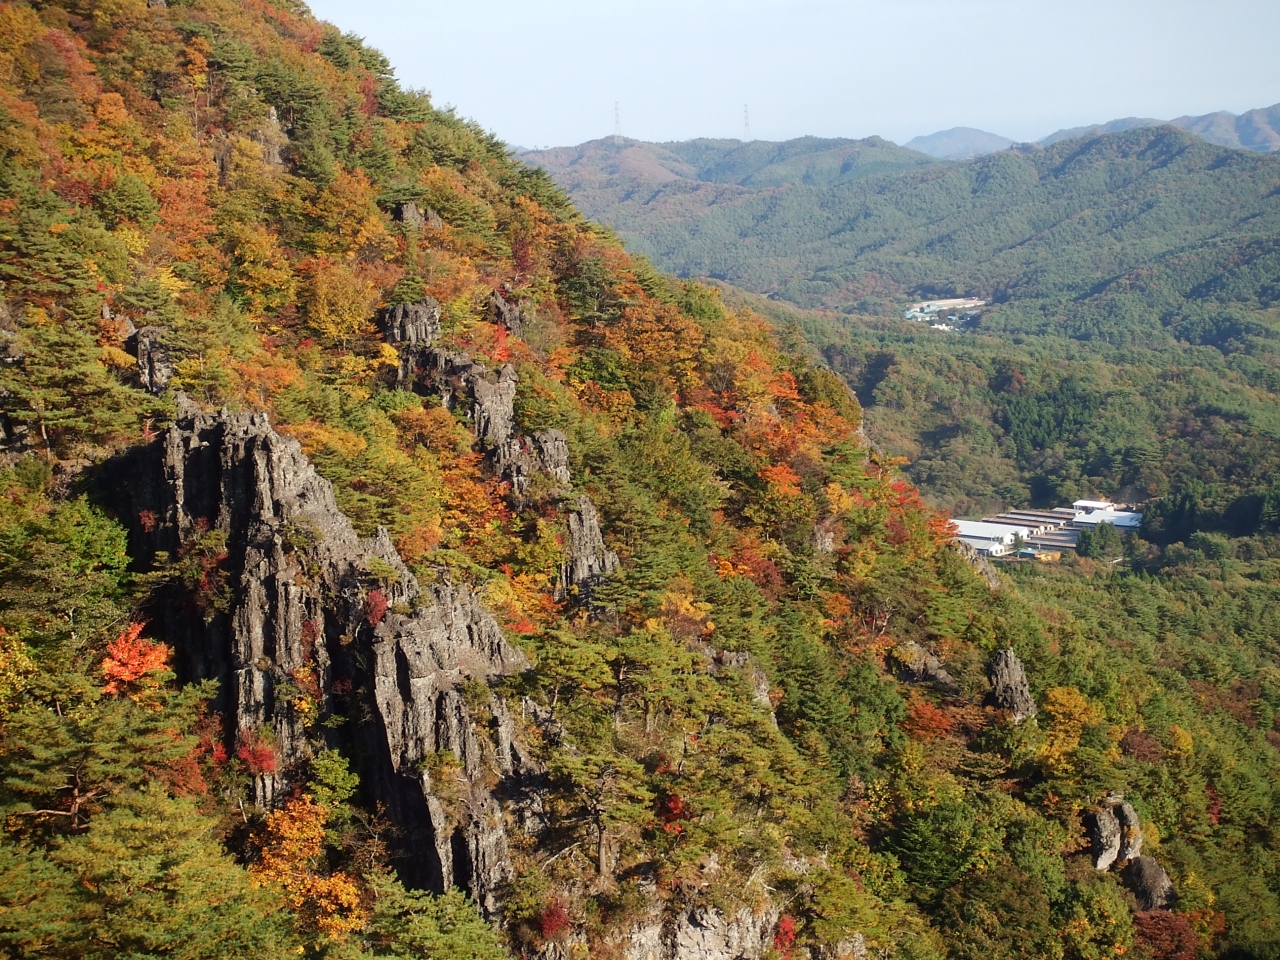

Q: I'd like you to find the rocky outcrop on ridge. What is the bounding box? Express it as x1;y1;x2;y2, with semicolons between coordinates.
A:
128;325;174;395
100;400;535;914
557;495;620;598
623;905;780;960
489;289;524;338
1089;793;1144;871
1088;793;1177;910
950;538;1002;589
987;648;1037;722
380;299;616;593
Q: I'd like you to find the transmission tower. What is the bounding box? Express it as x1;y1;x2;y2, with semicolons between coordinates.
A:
614;102;622;139
744;104;751;142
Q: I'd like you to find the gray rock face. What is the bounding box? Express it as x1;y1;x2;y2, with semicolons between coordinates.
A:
383;318;576;501
252;105;287;167
1090;794;1142;870
1090;805;1123;871
1117;800;1143;861
394;202;443;232
623;904;779;960
101;403;533;913
988;648;1037;722
558;496;620;599
893;641;961;696
395;202;427;232
1125;855;1175;911
129;325;173;394
382;298;443;348
489;290;524;338
492;429;573;497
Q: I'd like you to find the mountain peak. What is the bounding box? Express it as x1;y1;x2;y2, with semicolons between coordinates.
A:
904;127;1016;160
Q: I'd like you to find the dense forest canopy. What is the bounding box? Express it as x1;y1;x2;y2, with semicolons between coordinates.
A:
528;130;1280;536
0;2;1277;960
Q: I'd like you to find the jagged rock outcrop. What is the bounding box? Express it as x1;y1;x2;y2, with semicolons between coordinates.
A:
558;496;620;598
893;641;961;696
128;325;174;394
394;201;443;232
380;306;618;603
493;429;573;496
1125;855;1175;911
987;648;1037;722
100;401;535;914
381;298;443;386
382;298;443;348
622;905;780;960
252;105;288;167
1090;793;1143;870
489;289;524;338
950;539;1002;589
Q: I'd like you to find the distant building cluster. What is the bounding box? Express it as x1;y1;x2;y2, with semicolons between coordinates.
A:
952;499;1143;558
903;297;986;332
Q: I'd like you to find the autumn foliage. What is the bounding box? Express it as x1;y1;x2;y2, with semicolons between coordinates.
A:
101;622;170;695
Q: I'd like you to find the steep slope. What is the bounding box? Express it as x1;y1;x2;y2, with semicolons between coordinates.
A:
1;3;1278;960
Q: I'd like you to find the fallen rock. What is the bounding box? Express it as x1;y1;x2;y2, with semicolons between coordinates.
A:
1125;855;1175;910
893;641;961;696
988;648;1037;722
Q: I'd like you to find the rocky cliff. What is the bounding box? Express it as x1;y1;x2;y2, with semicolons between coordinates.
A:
100;398;537;914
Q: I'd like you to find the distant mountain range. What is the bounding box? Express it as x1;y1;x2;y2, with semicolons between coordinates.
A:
523;125;1280;337
902;102;1280;159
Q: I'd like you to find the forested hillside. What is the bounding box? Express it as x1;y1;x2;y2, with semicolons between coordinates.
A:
530;127;1280;534
0;2;1278;960
526;128;1280;336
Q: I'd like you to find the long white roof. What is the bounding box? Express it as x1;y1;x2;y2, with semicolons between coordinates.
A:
953;520;1032;542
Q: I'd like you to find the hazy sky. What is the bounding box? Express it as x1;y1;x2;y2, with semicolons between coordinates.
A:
306;0;1280;148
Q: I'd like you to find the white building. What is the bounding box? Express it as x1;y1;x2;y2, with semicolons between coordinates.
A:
952;520;1034;556
1073;510;1143;530
1072;499;1115;513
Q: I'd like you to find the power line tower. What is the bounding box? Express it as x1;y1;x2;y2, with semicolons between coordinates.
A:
614;102;622;139
744;104;751;142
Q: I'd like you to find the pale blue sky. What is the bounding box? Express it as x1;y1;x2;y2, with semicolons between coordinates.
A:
306;0;1280;148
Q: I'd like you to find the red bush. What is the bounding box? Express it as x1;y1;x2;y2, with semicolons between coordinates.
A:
538;898;571;940
1134;911;1198;960
236;733;278;775
364;588;389;626
901;697;954;740
774;915;797;957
